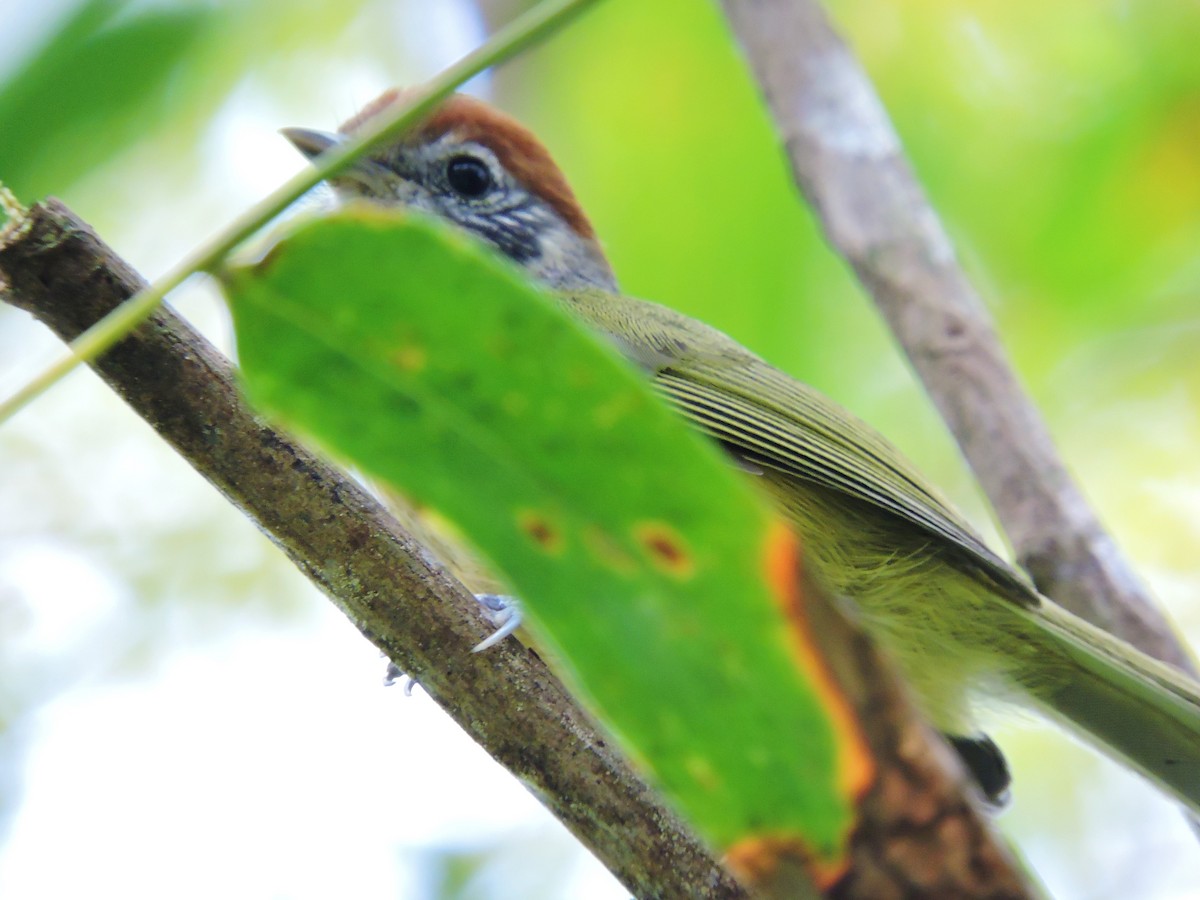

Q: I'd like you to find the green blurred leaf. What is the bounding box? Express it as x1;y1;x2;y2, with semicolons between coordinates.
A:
220;207;873;866
0;0;216;199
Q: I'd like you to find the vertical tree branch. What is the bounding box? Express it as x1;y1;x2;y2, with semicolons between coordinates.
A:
718;0;1196;674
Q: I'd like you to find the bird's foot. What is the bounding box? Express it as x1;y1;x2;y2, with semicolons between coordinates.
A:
472;593;522;652
383;593;523;689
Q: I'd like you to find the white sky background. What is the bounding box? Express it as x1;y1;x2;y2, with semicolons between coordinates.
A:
1;1;1199;898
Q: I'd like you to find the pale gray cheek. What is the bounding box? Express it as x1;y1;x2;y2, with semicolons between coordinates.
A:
534;231;618;292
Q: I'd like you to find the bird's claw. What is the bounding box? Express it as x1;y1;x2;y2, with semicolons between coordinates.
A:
383;660;419;695
384;594;523;688
472;593;522;652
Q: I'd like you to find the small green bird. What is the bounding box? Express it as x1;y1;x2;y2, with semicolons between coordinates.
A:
284;90;1200;813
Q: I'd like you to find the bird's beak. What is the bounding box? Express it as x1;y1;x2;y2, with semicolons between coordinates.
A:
280;127;343;160
280;126;399;200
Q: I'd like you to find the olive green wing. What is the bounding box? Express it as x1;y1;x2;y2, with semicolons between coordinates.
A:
563;288;1034;602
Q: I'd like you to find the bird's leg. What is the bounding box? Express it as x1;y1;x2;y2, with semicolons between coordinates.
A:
384;593;523;691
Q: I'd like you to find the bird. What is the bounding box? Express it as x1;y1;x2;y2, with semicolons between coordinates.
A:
283;89;1200;813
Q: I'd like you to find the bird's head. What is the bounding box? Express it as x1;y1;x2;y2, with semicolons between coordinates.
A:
283;90;616;293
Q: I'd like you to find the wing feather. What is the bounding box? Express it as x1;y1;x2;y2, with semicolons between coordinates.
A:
564;288;1034;599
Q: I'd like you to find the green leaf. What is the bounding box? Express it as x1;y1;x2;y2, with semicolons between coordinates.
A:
221;207;874;872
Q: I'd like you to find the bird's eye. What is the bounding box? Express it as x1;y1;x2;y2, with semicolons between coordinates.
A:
446;155;493;198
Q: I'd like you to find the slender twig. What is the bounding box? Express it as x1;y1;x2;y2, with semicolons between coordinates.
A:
0;0;606;425
718;0;1197;675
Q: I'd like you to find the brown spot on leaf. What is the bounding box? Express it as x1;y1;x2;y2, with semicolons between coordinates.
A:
517;509;564;555
633;522;694;578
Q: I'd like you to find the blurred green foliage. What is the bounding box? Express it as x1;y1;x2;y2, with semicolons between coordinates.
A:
0;0;374;217
0;0;213;202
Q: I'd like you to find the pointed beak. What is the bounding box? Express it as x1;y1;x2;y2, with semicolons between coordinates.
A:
280;127;343;161
280;125;407;203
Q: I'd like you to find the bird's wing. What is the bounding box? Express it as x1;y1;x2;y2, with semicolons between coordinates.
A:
564;288;1034;601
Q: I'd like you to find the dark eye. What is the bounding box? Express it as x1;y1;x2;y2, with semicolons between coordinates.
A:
446;155;493;198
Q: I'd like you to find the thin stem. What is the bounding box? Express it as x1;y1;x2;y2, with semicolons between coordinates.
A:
0;0;606;425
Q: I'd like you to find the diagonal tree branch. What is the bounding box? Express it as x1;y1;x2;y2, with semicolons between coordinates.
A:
0;200;1032;898
718;0;1197;675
